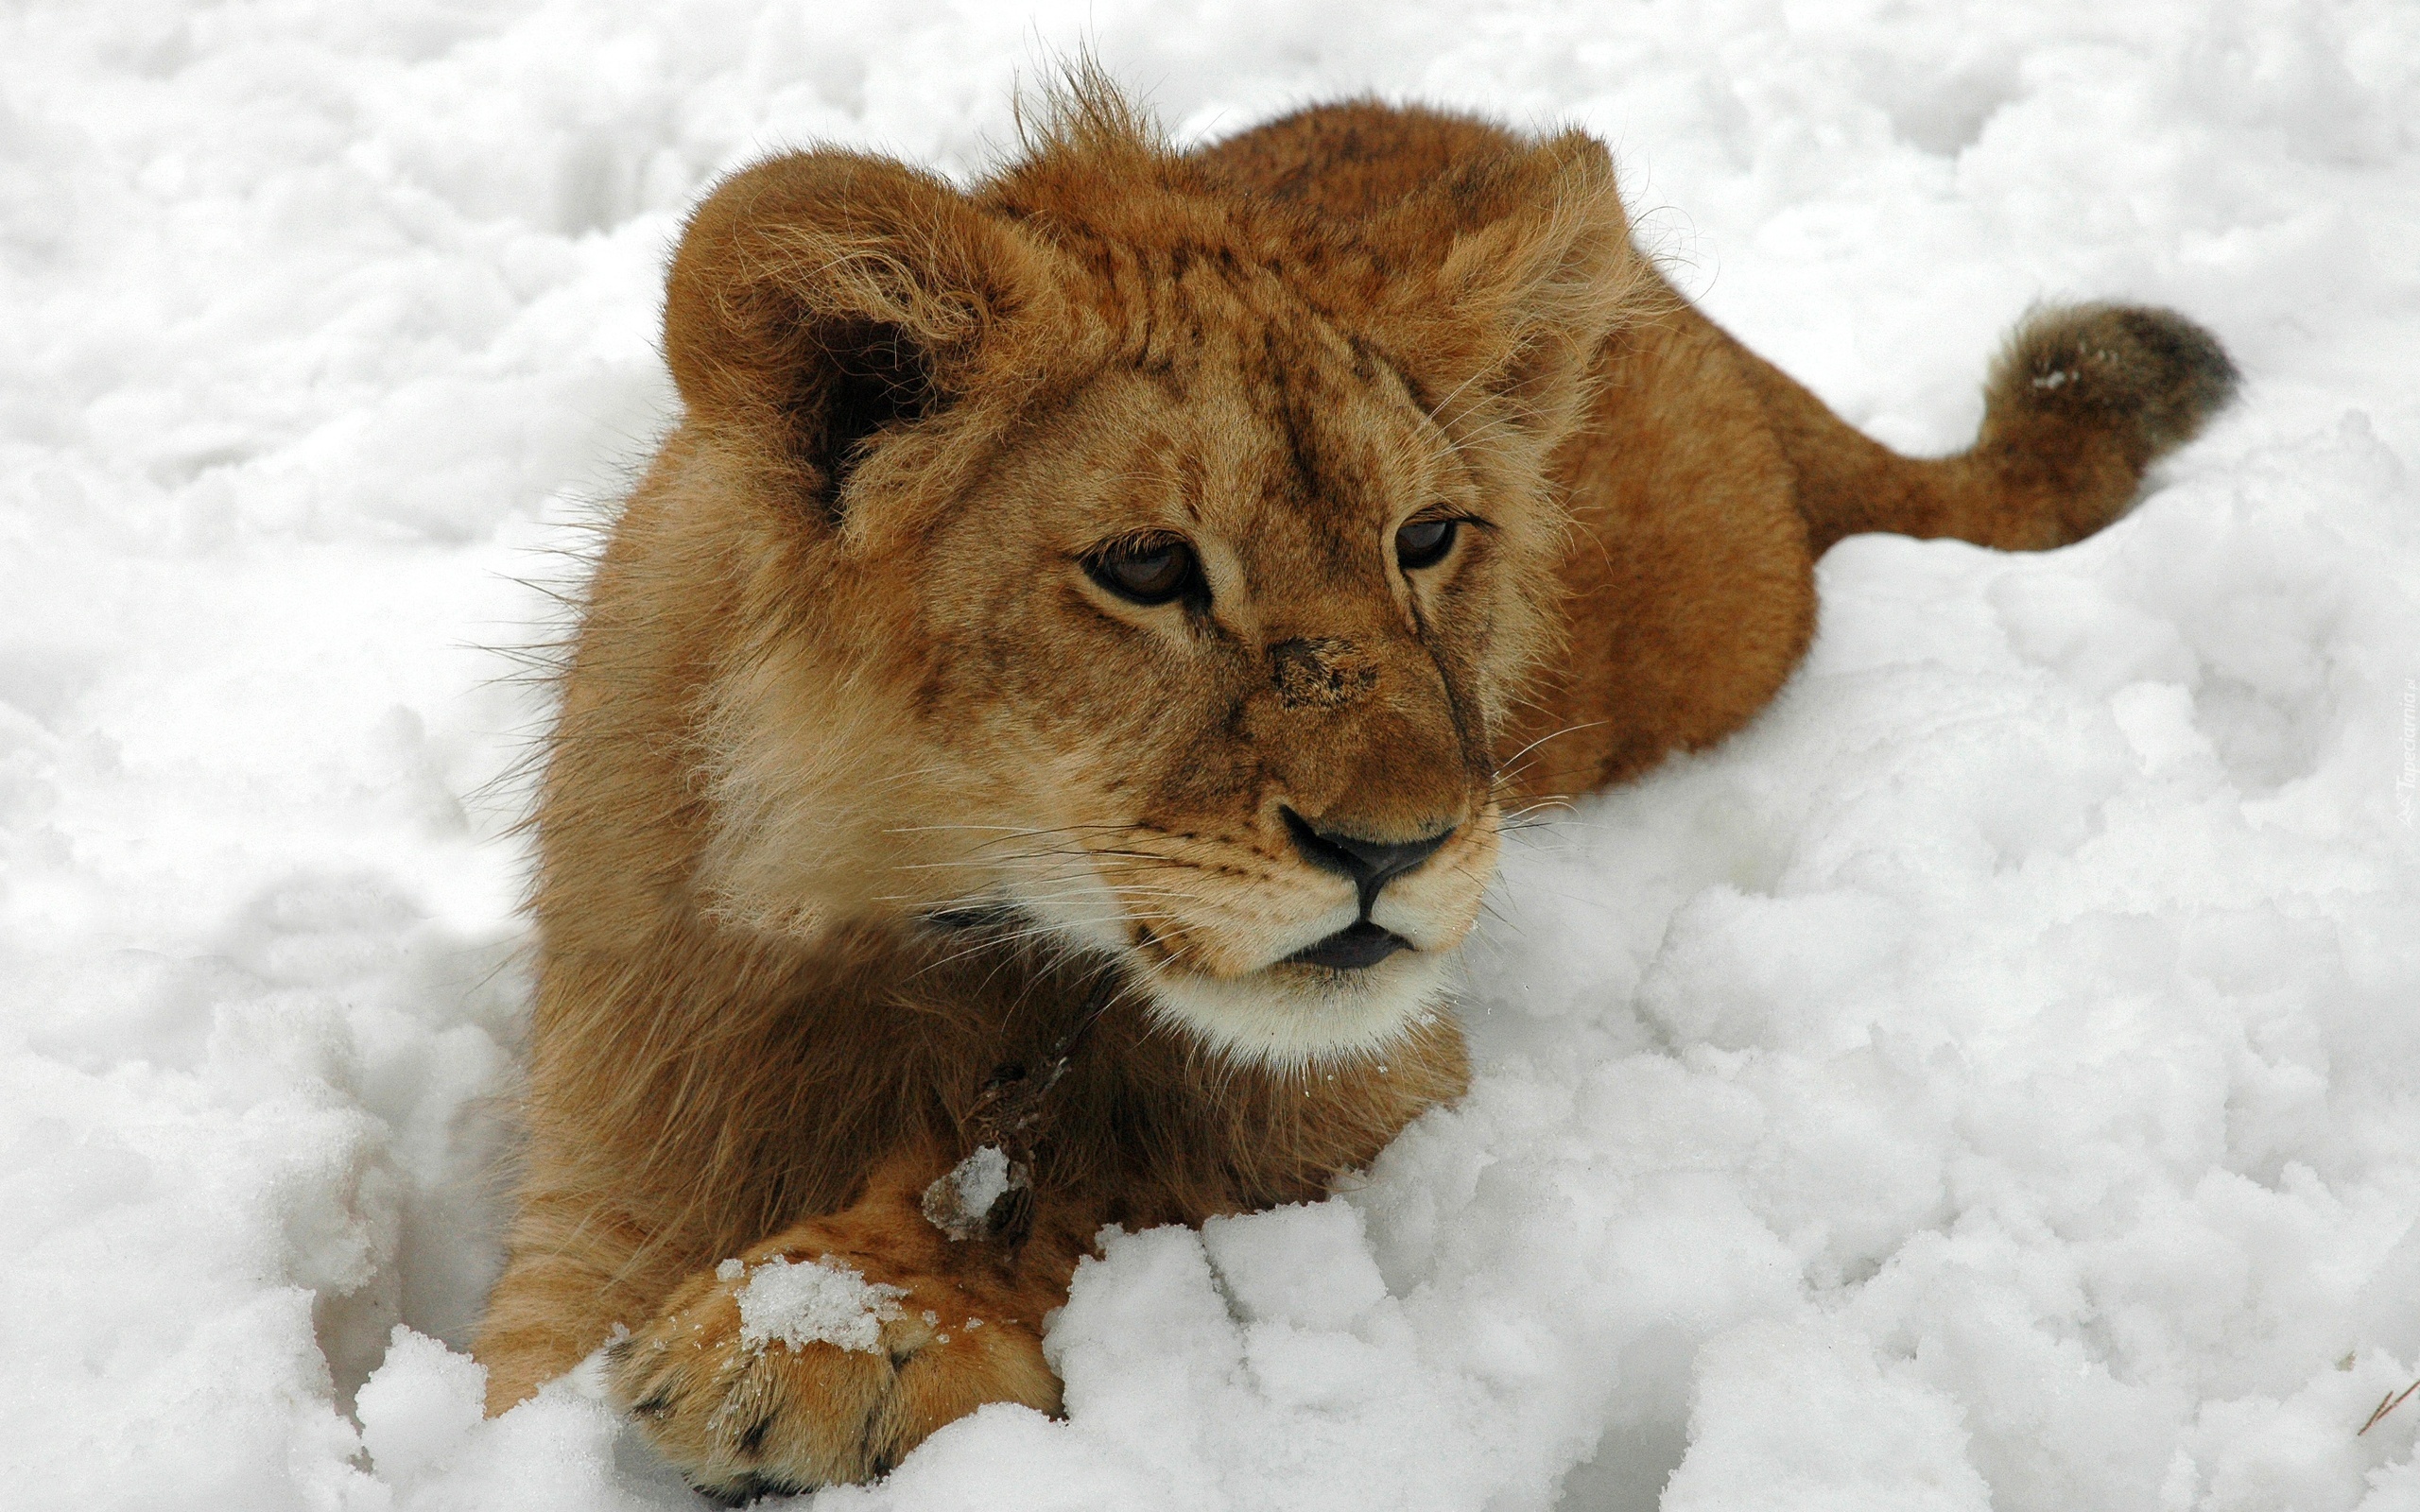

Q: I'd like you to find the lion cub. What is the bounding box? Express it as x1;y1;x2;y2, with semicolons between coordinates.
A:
474;83;2233;1498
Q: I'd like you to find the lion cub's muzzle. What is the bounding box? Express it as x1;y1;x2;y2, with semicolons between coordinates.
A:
1277;807;1455;971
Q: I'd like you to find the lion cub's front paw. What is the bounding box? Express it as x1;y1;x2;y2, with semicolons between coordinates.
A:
608;1245;1058;1501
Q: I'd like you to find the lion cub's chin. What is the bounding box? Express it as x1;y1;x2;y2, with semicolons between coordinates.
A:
1140;948;1457;1071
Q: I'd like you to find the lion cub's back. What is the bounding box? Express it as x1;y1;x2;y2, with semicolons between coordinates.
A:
1191;100;1523;220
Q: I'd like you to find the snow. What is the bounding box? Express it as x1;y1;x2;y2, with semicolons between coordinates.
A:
2;2;2416;1510
731;1257;909;1356
923;1143;1021;1243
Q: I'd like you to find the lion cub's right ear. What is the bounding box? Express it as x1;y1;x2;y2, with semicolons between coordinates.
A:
664;153;1058;524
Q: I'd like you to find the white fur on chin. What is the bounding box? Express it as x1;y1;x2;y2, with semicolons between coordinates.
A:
1140;949;1454;1071
997;854;1466;1069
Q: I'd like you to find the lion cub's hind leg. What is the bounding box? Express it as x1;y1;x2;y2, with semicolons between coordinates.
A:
606;1144;1063;1501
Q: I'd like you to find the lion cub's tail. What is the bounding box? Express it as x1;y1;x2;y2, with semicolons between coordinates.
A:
1733;303;2238;556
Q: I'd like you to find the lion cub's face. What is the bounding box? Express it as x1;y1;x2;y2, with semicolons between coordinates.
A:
913;300;1549;1064
668;118;1637;1066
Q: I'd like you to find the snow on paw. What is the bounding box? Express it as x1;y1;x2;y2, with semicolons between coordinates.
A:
607;1246;1058;1498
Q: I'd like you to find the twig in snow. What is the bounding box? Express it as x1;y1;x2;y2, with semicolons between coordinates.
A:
2359;1380;2420;1435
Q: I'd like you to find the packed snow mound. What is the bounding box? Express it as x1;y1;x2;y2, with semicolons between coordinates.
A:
2;2;2416;1510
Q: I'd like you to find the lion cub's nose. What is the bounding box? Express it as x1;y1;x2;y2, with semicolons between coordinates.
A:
1281;808;1455;902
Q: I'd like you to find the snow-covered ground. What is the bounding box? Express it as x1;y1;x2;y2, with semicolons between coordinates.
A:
5;2;2417;1508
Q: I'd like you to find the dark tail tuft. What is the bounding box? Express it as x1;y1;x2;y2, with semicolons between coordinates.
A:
1983;302;2239;472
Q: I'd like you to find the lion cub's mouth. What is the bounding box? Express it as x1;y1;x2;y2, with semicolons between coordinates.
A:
1283;919;1410;971
951;804;1500;1066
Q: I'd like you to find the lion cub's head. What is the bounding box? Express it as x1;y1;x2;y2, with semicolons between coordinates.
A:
639;94;1647;1066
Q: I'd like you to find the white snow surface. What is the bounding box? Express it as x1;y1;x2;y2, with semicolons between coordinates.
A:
4;2;2418;1509
729;1256;909;1356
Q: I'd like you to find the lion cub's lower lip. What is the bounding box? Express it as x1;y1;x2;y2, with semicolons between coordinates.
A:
1284;920;1410;971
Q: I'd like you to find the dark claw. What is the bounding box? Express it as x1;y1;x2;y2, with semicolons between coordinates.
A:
697;1470;815;1507
736;1409;778;1456
631;1386;678;1420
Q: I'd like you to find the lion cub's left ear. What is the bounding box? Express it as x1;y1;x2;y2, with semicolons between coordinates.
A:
1366;130;1648;445
664;152;1064;527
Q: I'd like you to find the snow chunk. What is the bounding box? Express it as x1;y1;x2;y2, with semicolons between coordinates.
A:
922;1143;1030;1241
953;1143;1014;1215
731;1256;908;1354
1663;1320;1993;1512
1202;1200;1389;1332
356;1327;485;1485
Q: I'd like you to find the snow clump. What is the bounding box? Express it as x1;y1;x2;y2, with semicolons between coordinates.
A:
730;1256;908;1355
924;1143;1024;1240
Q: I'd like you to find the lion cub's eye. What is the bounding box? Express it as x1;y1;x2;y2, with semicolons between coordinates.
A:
1084;535;1203;607
1395;517;1460;571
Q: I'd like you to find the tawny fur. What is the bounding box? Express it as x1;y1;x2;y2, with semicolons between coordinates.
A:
474;83;2235;1498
